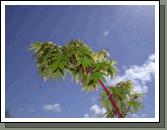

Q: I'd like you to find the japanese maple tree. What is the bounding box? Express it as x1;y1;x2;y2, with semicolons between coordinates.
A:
30;40;143;118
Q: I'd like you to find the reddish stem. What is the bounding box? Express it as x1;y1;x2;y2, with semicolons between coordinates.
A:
98;79;123;118
85;67;123;117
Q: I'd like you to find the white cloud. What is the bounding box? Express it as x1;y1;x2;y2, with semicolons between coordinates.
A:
43;103;61;112
103;30;110;37
106;54;155;93
83;104;106;118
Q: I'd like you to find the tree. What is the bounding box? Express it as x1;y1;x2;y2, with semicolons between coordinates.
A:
29;40;143;118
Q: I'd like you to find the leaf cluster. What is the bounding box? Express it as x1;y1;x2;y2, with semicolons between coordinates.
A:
100;80;143;118
29;40;117;91
30;40;144;118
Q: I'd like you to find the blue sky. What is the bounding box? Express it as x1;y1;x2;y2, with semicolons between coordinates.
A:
5;5;155;118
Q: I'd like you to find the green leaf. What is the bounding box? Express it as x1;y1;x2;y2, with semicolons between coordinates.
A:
100;91;113;110
128;100;141;113
90;71;106;83
29;42;42;54
81;55;92;69
112;87;123;98
106;110;115;118
30;40;144;118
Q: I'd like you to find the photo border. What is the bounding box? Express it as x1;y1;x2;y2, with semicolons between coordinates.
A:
1;1;163;127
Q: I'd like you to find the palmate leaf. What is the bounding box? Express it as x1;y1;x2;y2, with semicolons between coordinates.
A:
67;40;92;51
100;90;113;110
105;110;115;118
106;62;117;77
30;40;117;84
112;87;123;99
128;100;142;113
47;55;68;79
30;40;144;118
94;50;107;62
93;60;117;77
30;42;67;80
81;55;92;69
29;40;118;92
81;73;99;92
100;80;143;117
93;62;107;71
66;40;94;59
29;42;42;53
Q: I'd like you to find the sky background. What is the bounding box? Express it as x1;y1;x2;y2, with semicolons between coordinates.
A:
5;5;155;118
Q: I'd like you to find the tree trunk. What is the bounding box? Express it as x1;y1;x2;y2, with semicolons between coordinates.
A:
98;79;123;118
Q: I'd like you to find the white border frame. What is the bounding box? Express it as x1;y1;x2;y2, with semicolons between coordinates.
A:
1;1;159;122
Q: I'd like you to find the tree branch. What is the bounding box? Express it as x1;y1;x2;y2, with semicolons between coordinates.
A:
85;66;123;118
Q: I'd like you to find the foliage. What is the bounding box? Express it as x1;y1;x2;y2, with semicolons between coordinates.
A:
100;80;143;117
30;40;143;118
29;40;117;91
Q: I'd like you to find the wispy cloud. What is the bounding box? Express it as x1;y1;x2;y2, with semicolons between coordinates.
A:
43;103;61;112
106;54;155;93
103;30;110;37
84;104;106;118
